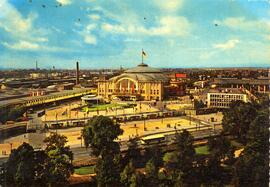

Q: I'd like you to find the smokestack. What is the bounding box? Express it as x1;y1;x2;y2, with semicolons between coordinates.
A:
36;60;38;70
76;61;79;85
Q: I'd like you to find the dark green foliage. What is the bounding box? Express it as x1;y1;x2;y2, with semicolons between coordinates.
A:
208;133;235;163
232;107;269;187
144;144;163;167
175;129;195;173
144;158;159;186
83;116;123;186
43;132;74;183
5;142;36;185
120;160;136;186
82;115;123;157
122;138;141;168
194;99;205;109
95;154;120;187
222;100;257;144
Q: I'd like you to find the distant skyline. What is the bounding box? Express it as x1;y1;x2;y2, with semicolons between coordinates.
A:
0;0;269;69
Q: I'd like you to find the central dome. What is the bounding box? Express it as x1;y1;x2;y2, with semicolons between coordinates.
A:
125;63;161;73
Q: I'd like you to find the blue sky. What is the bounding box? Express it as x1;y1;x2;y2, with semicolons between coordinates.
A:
0;0;269;69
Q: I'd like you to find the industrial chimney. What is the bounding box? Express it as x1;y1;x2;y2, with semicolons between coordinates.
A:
76;61;79;85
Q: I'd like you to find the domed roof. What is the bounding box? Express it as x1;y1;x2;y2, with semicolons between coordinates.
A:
110;63;169;82
125;63;162;73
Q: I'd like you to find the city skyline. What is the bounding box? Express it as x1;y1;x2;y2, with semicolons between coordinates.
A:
0;0;269;69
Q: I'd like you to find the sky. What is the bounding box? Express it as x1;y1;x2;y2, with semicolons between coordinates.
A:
0;0;269;69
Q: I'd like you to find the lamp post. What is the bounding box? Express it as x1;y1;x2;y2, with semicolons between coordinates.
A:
80;130;83;148
143;116;146;131
55;113;58;134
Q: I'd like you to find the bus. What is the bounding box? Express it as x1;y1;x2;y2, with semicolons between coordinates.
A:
140;134;166;145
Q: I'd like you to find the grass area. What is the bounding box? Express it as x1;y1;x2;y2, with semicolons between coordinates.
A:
74;166;95;175
82;103;130;112
195;145;210;155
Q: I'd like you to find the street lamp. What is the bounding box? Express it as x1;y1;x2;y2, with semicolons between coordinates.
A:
143;116;147;131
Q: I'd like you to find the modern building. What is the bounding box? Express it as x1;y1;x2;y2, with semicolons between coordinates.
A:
98;63;169;101
207;88;248;108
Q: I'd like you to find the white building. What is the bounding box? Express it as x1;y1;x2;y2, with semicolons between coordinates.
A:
207;89;247;108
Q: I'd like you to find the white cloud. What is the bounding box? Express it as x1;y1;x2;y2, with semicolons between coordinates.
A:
199;51;217;60
265;35;270;41
84;35;97;44
2;40;72;52
35;37;48;42
0;0;35;34
0;0;49;44
213;39;240;50
150;16;190;36
56;0;72;5
88;14;100;20
101;16;191;37
214;17;270;32
77;24;97;45
155;0;183;12
2;40;39;50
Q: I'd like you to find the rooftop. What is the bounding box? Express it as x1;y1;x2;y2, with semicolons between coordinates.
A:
208;88;246;94
125;63;162;73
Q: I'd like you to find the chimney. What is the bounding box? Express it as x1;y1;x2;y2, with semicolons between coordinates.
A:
76;61;79;85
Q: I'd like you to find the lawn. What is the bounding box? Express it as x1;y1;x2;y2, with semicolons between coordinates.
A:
195;145;210;155
82;103;131;112
74;166;95;175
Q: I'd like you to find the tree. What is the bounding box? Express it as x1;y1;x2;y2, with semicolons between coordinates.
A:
144;144;163;167
175;130;195;173
120;160;136;186
130;172;143;187
232;109;269;187
222;101;257;144
95;154;120;187
82;116;123;186
208;133;235;164
194;99;205;110
5;142;36;185
162;152;181;185
144;158;159;186
122;138;141;168
43;133;73;183
82;115;123;157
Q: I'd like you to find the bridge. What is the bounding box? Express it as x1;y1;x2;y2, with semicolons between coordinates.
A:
0;88;97;109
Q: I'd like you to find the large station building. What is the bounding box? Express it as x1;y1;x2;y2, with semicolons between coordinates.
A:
98;63;170;101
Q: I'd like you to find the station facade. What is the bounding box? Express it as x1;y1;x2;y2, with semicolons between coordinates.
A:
98;63;169;101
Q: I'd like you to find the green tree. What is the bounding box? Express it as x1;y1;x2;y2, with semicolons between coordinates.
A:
144;144;163;167
144;158;159;186
222;101;257;144
95;154;120;187
233;109;269;187
43;133;73;183
130;172;143;187
175;130;195;173
122;138;141;168
5;142;36;185
82;116;123;186
194;99;205;110
208;133;235;164
120;160;136;186
162;152;181;185
82;115;123;157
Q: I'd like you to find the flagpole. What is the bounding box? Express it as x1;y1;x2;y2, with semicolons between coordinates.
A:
142;48;143;64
